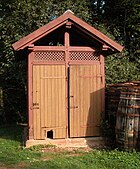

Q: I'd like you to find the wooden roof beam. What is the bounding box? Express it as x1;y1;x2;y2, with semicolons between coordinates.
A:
12;11;123;53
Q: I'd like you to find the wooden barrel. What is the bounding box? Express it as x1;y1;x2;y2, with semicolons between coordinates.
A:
116;86;140;150
106;86;121;126
106;82;137;127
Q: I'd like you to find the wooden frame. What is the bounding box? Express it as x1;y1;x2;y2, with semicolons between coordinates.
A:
28;46;34;139
12;11;123;52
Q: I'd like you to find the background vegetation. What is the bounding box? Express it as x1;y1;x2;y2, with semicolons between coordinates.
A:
0;0;140;124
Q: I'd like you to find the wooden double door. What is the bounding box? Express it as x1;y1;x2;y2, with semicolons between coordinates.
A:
32;64;103;139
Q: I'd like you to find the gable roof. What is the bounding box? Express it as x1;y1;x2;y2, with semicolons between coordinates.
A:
12;11;123;52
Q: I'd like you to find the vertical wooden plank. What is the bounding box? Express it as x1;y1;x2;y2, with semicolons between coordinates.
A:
69;65;73;137
28;52;33;139
57;66;60;137
100;55;105;113
48;66;52;128
65;25;70;138
79;66;82;136
40;66;45;139
92;65;96;127
55;65;58;138
51;65;54;128
54;66;58;136
64;30;70;48
44;65;48;134
63;65;67;137
96;65;100;125
69;65;74;137
76;66;79;137
35;65;41;139
88;66;92;135
33;65;36;139
57;66;60;138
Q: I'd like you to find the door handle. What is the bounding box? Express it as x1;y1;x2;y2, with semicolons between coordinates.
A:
70;106;78;109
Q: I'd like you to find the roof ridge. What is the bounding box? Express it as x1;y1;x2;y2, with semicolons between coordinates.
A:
64;10;74;15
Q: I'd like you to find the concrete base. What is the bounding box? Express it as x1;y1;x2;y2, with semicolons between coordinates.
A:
26;137;105;148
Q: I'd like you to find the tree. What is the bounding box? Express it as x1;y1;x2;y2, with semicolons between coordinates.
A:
103;0;140;84
0;0;94;124
104;0;140;57
0;0;139;123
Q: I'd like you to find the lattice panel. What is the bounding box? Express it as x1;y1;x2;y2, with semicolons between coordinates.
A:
34;51;65;62
70;51;100;61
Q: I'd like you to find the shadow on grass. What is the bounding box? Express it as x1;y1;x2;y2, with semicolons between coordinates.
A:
0;125;24;145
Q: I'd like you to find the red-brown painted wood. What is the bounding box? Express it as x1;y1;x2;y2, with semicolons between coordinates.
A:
64;28;70;138
12;11;123;52
28;49;34;139
33;46;65;51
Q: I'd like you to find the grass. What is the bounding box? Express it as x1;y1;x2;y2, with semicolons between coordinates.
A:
0;125;140;169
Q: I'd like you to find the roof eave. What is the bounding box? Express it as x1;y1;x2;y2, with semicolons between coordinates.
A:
12;11;123;52
12;12;71;51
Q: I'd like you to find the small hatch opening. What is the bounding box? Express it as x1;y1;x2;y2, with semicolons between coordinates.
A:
47;130;53;139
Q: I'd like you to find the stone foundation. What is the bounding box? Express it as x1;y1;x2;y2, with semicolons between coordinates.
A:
26;137;105;148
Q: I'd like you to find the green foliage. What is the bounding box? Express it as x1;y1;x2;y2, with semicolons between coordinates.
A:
103;0;140;58
105;50;140;85
29;144;56;152
0;126;140;169
92;0;140;80
1;60;28;123
0;0;94;124
0;126;42;166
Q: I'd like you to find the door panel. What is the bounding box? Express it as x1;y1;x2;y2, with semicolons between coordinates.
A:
33;64;103;139
69;65;103;137
33;65;67;139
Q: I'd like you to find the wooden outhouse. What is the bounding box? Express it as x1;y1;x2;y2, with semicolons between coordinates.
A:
12;11;123;143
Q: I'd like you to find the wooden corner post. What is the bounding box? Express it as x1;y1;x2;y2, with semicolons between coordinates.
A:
64;21;71;138
28;44;34;139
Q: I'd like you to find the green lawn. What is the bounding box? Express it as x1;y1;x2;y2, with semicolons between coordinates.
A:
0;125;140;169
